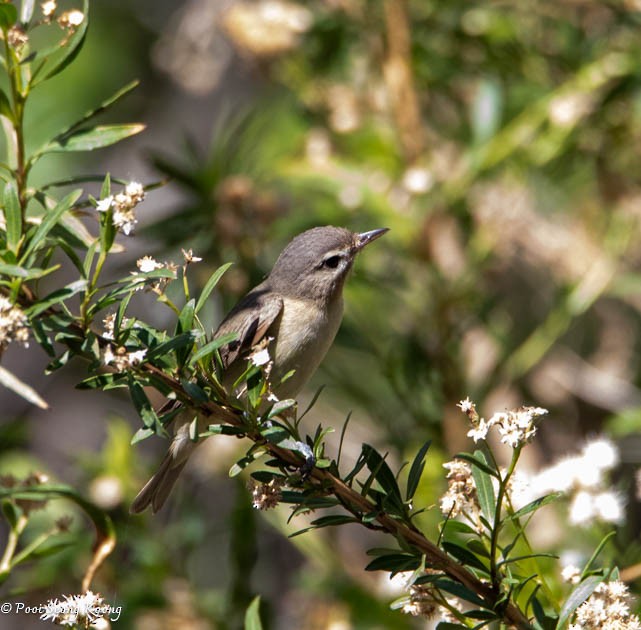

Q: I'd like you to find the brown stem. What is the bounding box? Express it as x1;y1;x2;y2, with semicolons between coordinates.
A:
382;0;426;163
27;317;532;629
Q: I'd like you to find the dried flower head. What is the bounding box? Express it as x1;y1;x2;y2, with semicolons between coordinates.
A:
0;295;30;351
181;248;202;265
401;583;439;618
57;9;84;29
440;460;482;529
8;26;28;51
248;477;284;510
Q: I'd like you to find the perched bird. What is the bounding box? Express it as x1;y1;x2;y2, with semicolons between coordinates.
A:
131;225;388;513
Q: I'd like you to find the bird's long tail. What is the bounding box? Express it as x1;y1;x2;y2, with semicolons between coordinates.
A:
130;452;190;514
130;411;201;514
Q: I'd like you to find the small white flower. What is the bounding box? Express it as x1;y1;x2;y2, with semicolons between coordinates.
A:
181;248;203;264
125;181;145;203
250;347;271;367
112;207;137;236
41;0;57;19
136;256;163;273
466;417;491;442
95;195;114;212
58;9;84;28
582;437;619;472
568;489;596;526
128;349;147;365
561;565;581;584
593;491;625;524
457;397;474;413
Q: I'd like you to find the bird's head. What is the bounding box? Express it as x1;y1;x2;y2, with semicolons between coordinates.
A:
267;225;388;301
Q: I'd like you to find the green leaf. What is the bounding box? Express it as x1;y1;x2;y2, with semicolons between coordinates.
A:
145;331;198;362
508;492;562;521
0;3;18;30
4;181;21;254
470;450;495;523
556;575;604;629
26;279;87;317
431;577;488;608
20;189;82;262
128;378;159;430
244;596;263;630
195;262;233;314
229;447;267;477
76;373;127;390
362;444;403;505
435;623;469;629
454;451;499;477
406;440;431;501
41;123;145;154
30;0;89;86
311;514;358;528
2;499;19;528
442;541;489;574
581;531;616;579
0;364;48;409
0;88;12;121
364;553;421;573
131;428;155;444
58;81;140;139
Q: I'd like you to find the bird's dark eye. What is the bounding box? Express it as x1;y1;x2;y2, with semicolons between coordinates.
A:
322;255;342;269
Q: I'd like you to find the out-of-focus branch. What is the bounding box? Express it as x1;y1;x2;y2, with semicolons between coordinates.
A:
382;0;425;163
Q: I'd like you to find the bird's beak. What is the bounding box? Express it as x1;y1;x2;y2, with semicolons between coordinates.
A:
355;227;389;250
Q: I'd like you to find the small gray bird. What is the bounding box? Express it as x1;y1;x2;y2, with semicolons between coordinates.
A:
131;225;388;513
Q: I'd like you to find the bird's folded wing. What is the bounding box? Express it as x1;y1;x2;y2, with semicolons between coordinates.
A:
214;289;283;369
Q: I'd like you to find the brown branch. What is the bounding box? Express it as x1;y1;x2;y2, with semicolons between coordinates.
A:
27;312;532;628
382;0;426;163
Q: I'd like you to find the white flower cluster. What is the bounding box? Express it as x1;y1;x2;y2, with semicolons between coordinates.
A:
40;590;110;627
102;313;131;341
96;181;145;236
223;1;313;57
526;437;624;527
0;295;29;351
401;583;439;618
440;460;482;530
130;256;178;294
570;581;641;630
460;398;548;448
102;345;146;372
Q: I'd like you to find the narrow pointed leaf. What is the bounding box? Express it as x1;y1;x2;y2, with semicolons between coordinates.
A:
471;450;496;523
42;124;145;154
195;262;233;314
244;596;263;630
0;364;48;408
30;0;89;86
406;440;431;501
4;181;21;253
21;190;82;261
556;575;604;629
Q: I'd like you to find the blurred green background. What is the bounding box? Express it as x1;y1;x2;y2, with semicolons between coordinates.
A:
3;0;641;628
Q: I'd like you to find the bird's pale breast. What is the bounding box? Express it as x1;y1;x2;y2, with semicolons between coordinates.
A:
269;294;344;399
